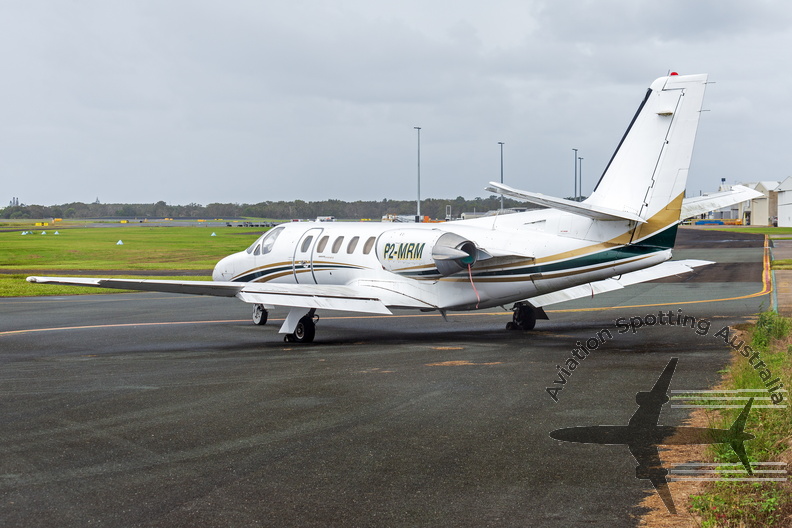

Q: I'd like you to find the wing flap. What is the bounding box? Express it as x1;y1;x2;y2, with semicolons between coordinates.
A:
237;283;392;315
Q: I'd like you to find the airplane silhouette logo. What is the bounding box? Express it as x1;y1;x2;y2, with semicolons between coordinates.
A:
549;358;755;514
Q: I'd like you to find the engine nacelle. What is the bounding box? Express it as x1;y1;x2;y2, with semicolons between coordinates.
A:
377;229;478;278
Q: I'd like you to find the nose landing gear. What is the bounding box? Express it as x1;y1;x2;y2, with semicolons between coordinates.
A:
252;304;268;325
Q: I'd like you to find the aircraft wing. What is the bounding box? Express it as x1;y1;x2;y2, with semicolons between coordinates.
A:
526;259;713;307
681;185;763;219
26;276;243;297
646;358;679;396
26;276;394;315
236;283;393;315
486;182;646;223
629;444;677;514
628;358;677;429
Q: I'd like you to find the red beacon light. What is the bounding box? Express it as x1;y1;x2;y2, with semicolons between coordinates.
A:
669;72;679;76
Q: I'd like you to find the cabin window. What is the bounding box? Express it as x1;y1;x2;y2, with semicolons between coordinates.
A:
246;235;263;254
316;235;329;253
246;227;284;255
332;236;344;253
363;236;376;254
260;226;284;255
347;236;359;254
300;235;313;253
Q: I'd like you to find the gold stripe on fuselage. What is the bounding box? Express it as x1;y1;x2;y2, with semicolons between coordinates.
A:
530;193;683;265
468;193;682;275
231;260;293;281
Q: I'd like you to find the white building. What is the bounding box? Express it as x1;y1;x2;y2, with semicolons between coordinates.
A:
748;181;779;226
703;180;779;225
776;177;792;227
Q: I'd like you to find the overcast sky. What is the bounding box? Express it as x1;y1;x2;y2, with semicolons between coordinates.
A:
2;1;791;207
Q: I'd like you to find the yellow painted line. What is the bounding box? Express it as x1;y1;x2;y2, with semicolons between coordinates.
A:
0;312;512;337
425;361;503;366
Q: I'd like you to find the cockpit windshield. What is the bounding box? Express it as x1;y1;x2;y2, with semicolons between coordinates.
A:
246;226;285;255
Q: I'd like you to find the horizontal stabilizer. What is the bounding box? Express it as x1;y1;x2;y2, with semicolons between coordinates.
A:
528;279;624;306
486;182;646;223
613;259;712;286
527;259;713;307
681;185;763;219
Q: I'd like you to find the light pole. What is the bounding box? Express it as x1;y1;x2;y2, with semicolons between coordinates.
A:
414;127;421;221
572;148;578;199
578;157;584;201
498;142;505;211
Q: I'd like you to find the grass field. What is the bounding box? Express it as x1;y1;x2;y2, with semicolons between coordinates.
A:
689;312;792;526
707;226;792;236
0;226;265;296
1;226;264;270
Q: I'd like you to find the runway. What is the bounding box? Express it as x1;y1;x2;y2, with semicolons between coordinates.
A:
0;228;770;527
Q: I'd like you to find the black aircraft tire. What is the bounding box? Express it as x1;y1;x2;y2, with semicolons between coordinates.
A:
513;305;537;331
291;317;316;343
252;304;268;325
520;311;537;330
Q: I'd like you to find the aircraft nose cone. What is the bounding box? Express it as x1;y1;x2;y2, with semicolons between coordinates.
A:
213;255;235;281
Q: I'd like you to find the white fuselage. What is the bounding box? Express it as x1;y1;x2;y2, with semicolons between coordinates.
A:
212;212;672;312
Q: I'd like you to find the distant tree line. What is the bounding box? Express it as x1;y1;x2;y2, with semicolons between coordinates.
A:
0;196;531;220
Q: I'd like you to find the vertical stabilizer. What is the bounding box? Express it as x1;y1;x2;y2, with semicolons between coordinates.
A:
586;74;708;246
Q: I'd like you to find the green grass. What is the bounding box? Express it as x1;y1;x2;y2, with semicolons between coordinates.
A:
706;226;792;235
689;311;792;526
1;227;264;271
772;259;792;270
0;226;266;297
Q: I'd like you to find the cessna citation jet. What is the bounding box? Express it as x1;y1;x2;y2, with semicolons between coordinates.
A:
29;73;760;343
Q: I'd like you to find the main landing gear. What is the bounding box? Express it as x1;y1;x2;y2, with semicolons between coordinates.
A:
251;305;318;344
284;309;317;343
506;302;539;331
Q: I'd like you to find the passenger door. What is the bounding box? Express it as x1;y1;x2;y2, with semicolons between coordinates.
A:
293;228;323;284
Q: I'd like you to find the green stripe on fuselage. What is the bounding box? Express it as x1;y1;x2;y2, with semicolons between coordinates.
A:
635;223;678;251
473;224;677;278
